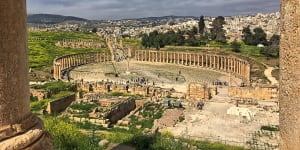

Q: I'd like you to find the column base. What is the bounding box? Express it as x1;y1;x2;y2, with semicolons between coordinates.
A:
0;116;52;150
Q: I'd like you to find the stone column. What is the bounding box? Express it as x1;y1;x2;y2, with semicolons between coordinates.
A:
189;53;192;66
0;0;52;149
166;52;169;63
68;56;71;68
206;55;208;68
53;63;58;80
233;58;236;73
181;53;184;65
210;55;213;68
197;54;200;66
228;57;232;73
224;57;227;71
280;0;300;149
136;51;139;61
201;55;204;67
221;57;223;70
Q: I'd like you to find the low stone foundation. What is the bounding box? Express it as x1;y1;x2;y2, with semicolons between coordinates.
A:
228;86;278;100
46;94;76;114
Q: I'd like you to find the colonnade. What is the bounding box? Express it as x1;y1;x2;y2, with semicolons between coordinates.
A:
135;50;250;83
53;52;112;80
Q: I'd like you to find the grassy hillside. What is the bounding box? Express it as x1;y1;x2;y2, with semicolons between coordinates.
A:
28;14;87;24
28;31;108;81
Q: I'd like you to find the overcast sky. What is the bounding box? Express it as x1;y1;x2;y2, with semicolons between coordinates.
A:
27;0;280;20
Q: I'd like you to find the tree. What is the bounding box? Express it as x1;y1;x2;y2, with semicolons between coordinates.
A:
242;26;268;46
269;34;280;46
260;45;279;58
253;27;267;45
187;37;199;46
260;34;280;58
242;26;255;45
91;28;97;33
211;16;226;43
141;31;165;50
198;16;205;36
141;34;150;48
231;40;241;52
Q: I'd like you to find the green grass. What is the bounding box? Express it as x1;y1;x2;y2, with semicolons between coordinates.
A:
122;38;141;47
28;31;108;69
110;91;132;97
43;116;102;150
31;81;73;92
30;91;74;113
239;44;263;57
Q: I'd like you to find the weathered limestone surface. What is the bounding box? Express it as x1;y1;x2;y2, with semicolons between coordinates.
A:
280;0;300;149
0;0;52;149
228;86;278;100
46;94;76;114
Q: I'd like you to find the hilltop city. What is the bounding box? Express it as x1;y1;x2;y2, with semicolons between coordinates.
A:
28;12;280;42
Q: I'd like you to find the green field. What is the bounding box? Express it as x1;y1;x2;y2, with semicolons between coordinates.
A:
28;31;108;69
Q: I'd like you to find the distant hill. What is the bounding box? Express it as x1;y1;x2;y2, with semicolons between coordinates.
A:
28;14;88;24
136;15;198;21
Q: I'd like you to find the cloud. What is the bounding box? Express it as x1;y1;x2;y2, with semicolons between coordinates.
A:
27;0;280;19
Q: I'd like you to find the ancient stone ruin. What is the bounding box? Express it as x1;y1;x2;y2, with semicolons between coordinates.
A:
0;0;52;149
186;83;217;100
135;50;251;84
55;39;106;49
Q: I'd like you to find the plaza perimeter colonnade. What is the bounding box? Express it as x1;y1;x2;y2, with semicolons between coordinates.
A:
135;50;250;84
53;50;250;84
53;52;112;80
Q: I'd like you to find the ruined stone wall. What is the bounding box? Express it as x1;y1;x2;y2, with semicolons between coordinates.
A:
105;98;136;124
46;94;76;114
279;0;300;149
228;86;278;100
135;100;146;107
53;52;112;80
186;83;215;100
30;88;50;100
135;50;251;84
55;39;106;49
76;81;172;98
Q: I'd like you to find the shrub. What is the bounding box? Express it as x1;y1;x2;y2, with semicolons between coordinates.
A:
43;117;102;149
261;125;279;131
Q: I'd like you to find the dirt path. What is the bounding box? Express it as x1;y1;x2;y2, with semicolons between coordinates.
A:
264;67;279;85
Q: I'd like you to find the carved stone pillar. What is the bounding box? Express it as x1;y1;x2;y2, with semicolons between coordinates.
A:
209;55;212;68
189;53;192;66
206;55;208;68
136;51;139;61
181;53;184;65
221;57;223;70
213;55;216;69
166;52;169;63
201;55;204;67
0;0;52;149
197;54;200;66
280;0;300;149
